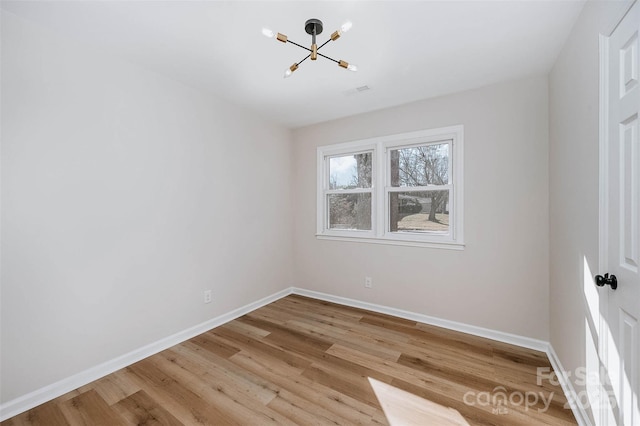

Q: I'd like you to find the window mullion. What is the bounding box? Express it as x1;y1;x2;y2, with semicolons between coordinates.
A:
386;184;452;193
376;141;386;238
325;188;373;195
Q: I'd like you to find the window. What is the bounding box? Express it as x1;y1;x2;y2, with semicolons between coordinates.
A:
327;152;373;231
317;126;464;249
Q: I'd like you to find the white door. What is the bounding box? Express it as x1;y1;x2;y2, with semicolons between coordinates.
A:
600;2;640;424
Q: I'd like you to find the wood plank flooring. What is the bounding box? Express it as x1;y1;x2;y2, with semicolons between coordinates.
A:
2;295;577;425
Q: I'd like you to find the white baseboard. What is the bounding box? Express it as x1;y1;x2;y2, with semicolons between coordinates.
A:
2;286;584;425
546;344;592;426
0;287;293;421
291;287;549;352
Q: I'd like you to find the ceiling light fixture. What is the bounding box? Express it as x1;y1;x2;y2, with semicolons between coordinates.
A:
263;18;357;78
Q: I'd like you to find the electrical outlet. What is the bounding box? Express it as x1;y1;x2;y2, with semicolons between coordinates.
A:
364;277;372;288
204;290;212;304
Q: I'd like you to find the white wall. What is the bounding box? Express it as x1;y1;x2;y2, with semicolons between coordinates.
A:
0;12;293;403
292;76;550;340
7;0;623;413
549;1;632;423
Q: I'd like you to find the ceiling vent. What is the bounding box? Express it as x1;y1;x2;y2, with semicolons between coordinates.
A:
343;85;372;96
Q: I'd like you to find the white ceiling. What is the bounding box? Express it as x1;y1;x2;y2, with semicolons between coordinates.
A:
2;0;585;128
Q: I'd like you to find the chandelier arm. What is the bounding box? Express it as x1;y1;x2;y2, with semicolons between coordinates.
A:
316;52;340;64
297;54;312;66
316;39;332;51
287;36;335;56
287;39;313;53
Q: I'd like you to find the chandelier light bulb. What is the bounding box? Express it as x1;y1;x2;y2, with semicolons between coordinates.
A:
340;21;353;33
262;28;275;38
338;60;357;71
284;63;299;78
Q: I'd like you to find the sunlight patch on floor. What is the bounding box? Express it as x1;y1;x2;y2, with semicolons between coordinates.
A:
368;377;469;426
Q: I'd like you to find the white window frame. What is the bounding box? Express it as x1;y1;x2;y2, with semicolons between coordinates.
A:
317;142;377;239
316;125;464;249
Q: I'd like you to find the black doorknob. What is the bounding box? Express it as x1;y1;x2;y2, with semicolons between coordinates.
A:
595;273;618;290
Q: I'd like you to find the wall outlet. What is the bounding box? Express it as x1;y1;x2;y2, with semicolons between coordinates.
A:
204;290;212;304
364;277;372;288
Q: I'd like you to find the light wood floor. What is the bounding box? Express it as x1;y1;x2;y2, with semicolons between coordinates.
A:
3;295;576;425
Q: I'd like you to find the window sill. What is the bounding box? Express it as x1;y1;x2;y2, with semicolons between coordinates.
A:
315;234;465;250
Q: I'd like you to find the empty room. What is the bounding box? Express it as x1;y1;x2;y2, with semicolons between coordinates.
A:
1;0;639;425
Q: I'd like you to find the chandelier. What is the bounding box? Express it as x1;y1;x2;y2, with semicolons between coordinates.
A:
262;18;357;78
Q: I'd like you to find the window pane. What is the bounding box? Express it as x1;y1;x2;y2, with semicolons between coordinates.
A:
328;193;372;230
329;152;372;189
389;190;449;233
390;143;449;187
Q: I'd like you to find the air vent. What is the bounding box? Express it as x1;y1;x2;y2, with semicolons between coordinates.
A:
342;85;373;96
